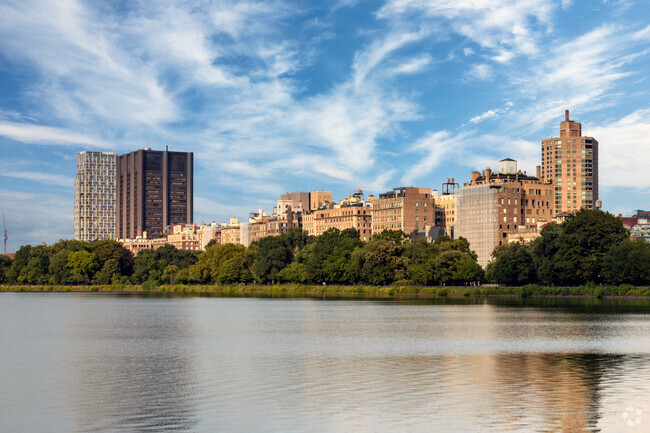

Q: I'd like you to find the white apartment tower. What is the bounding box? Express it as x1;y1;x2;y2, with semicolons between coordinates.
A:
74;151;117;241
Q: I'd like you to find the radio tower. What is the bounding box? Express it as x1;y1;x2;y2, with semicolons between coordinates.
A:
2;213;7;255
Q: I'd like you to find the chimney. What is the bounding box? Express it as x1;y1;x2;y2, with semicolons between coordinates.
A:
565;110;569;122
536;165;541;178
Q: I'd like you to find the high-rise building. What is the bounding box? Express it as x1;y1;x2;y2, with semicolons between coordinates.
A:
74;151;117;241
455;159;554;267
116;148;193;239
541;110;598;213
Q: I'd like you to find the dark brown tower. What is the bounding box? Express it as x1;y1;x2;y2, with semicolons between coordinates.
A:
116;148;193;239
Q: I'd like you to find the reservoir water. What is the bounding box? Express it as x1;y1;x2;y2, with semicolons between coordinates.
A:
1;293;650;432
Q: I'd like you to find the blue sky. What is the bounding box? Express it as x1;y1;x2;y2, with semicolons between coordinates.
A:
1;0;649;251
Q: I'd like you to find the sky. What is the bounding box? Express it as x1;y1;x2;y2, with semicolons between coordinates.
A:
0;0;649;252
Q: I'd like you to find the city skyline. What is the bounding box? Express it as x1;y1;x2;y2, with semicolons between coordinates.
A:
1;0;649;251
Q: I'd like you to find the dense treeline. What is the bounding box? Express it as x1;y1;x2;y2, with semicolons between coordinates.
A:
1;210;646;287
487;209;650;286
0;229;482;286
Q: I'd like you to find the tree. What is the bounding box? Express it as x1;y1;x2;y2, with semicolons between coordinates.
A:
188;243;258;284
360;238;408;285
17;245;50;285
48;250;73;285
434;250;483;285
67;250;99;284
405;238;439;285
602;238;650;285
162;264;179;285
91;239;134;277
487;242;536;286
0;254;12;283
533;210;628;285
253;236;293;283
94;259;121;285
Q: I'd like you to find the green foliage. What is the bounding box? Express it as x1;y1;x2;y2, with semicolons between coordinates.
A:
67;250;99;284
602;238;650;285
487;242;536;286
188;243;257;284
0;254;12;283
162;265;179;285
94;259;121;285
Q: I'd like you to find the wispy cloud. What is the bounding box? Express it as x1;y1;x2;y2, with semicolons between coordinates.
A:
467;102;513;124
589;109;650;189
0;171;73;188
0;121;111;147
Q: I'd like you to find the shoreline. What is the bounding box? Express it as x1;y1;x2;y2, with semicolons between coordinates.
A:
2;284;649;299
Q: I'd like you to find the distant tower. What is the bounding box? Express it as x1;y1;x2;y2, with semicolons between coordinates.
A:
74;151;117;241
116;148;193;239
540;110;598;213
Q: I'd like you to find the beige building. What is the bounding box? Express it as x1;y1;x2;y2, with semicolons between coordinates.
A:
456;159;555;267
310;190;332;210
74;151;117;241
433;190;457;238
371;187;435;236
220;219;241;245
303;206;372;241
541;110;598;213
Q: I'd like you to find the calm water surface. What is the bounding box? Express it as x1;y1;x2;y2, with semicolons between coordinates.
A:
1;293;650;432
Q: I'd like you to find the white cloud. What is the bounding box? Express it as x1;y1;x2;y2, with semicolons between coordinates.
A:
466;64;493;81
377;0;555;59
0;171;73;188
468;101;513;124
389;54;432;75
589;109;650;189
463;47;474;56
0;121;111;147
401;131;471;184
512;24;650;131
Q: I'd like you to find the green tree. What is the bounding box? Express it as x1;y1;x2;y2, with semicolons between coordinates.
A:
188;243;258;284
534;210;628;285
361;238;408;285
434;250;483;285
602;238;650;285
405;238;439;285
5;245;32;283
94;259;121;285
91;239;134;276
67;250;99;284
48;249;73;284
162;264;179;285
487;242;536;286
0;254;12;283
16;245;50;285
253;235;293;283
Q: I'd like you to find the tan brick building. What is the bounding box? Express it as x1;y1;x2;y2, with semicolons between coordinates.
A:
371;187;435;236
309;190;332;210
433;191;457;238
456;159;555;267
303;206;372;241
221;224;240;245
541;110;598;213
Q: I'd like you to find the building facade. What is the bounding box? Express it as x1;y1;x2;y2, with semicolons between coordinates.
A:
116;148;193;239
309;190;332;210
541;110;598;213
456;159;555;267
371;187;435;236
74;151;117;241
